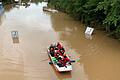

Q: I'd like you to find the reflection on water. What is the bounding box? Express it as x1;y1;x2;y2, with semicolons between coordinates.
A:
85;34;92;40
12;37;19;43
0;1;120;80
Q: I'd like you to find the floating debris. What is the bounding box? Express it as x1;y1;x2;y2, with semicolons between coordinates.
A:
43;6;58;13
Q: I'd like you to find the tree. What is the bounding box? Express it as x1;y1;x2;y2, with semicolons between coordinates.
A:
49;0;120;39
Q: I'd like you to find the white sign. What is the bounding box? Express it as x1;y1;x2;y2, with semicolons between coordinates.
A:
15;0;19;1
85;27;94;35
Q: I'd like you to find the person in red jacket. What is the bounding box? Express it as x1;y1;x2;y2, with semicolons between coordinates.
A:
63;54;70;63
54;50;59;58
59;47;65;55
57;42;62;49
57;56;65;67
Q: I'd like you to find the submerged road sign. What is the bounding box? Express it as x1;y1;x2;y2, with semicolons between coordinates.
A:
11;31;19;43
85;27;94;39
11;31;18;38
85;27;94;35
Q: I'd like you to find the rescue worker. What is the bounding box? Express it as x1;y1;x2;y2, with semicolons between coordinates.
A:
59;47;65;55
57;42;62;49
63;54;70;65
49;44;55;57
52;57;58;64
49;44;54;50
49;48;54;57
57;57;64;67
54;50;59;59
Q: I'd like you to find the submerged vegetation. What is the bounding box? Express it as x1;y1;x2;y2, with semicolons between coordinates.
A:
48;0;120;39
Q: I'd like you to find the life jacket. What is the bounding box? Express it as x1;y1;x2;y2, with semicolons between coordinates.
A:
50;47;54;52
63;56;70;63
57;42;62;49
58;59;66;66
59;49;65;55
52;57;58;63
50;51;54;57
56;50;62;56
54;51;59;58
60;47;65;52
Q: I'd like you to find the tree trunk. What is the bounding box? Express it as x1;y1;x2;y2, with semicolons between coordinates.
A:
106;24;110;32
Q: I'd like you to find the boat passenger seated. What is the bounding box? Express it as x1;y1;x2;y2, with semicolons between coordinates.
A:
57;42;62;49
49;44;54;51
57;55;63;61
49;45;55;57
63;54;71;65
54;49;62;56
54;46;58;50
51;57;58;64
59;47;65;55
57;57;64;67
49;50;54;57
54;50;60;59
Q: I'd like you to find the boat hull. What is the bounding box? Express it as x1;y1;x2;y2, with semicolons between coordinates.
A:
47;50;72;72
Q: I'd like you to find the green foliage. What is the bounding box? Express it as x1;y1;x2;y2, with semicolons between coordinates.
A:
49;0;120;39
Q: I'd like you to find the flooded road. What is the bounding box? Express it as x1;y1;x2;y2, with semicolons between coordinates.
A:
0;1;120;80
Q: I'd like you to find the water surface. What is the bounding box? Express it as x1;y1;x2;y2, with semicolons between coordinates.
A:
0;1;120;80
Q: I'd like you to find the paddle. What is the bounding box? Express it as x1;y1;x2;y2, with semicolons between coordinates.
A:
70;60;75;62
49;60;75;64
49;62;53;64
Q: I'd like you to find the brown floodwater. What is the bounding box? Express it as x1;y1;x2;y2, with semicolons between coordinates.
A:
0;1;120;80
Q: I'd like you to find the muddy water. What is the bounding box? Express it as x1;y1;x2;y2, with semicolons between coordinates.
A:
0;1;120;80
